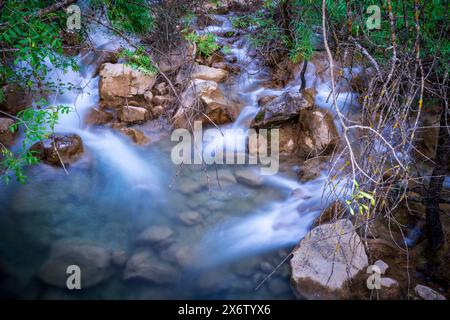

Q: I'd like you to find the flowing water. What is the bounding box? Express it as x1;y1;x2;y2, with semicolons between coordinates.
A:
0;14;352;299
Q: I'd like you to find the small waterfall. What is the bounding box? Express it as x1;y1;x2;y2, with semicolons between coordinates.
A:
192;16;341;267
47;27;160;189
193;175;330;267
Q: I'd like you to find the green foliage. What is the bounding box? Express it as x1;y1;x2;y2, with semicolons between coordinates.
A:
0;0;79;183
184;32;220;57
230;3;313;62
93;0;154;35
345;180;376;216
118;46;158;75
237;0;448;70
0;0;78;89
0;0;156;183
1;103;71;184
287;23;313;62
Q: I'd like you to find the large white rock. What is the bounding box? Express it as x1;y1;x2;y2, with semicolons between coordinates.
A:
290;219;368;299
99;63;156;108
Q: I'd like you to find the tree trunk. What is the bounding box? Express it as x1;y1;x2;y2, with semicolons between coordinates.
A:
425;105;449;251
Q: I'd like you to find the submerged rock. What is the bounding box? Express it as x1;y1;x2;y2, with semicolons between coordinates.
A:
178;178;207;195
99;63;156;108
290;219;368;299
160;243;193;268
0;117;16;146
178;211;202;226
136;226;174;246
123;251;179;284
111;249;128;268
234;169;264;187
31;134;84;166
415;284;446;300
38;242;113;288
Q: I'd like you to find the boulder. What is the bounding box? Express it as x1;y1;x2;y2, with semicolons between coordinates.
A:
84;108;113;126
253;90;314;127
0;84;31;115
30;134;84;166
172;79;239;129
120;127;150;145
99;63;156;108
0;117;16;146
290;219;369;299
136;226;174;246
177;64;228;83
38;242;113;288
123;251;179;284
258;95;276;107
192;64;228;82
415;284;446;300
296;108;339;157
117;106;149;124
277;122;299;155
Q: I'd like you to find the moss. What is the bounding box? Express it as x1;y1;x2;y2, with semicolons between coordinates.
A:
255;110;265;123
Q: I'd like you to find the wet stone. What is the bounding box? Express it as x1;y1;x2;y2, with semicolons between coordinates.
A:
136;226;174;246
178;211;202;226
